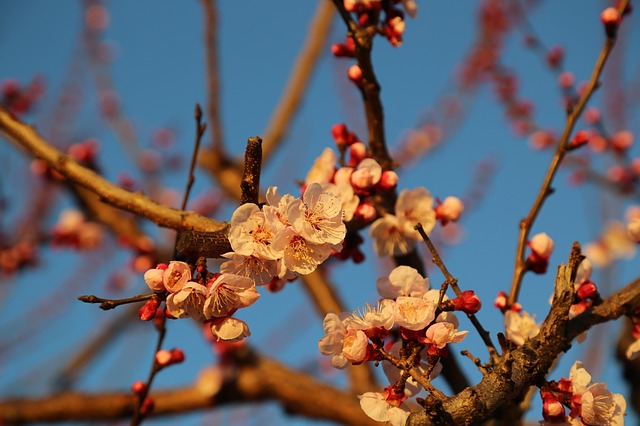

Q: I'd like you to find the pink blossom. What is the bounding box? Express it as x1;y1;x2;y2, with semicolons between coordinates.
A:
210;317;251;342
342;330;369;364
370;214;413;256
359;389;410;426
271;228;333;275
288;183;346;245
144;265;166;292
203;274;260;318
529;232;554;260
163;261;192;293
229;203;279;260
424;322;468;348
322;182;359;222
395;187;436;239
220;252;277;286
435;196;464;224
343;299;396;332
318;312;349;369
350;158;382;192
166;281;208;321
376;265;429;299
305;147;336;186
394;296;437;331
580;382;626;425
574;258;593;284
504;310;539;346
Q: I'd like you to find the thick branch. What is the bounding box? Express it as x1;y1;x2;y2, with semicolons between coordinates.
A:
0;349;379;426
0;108;226;234
408;268;640;424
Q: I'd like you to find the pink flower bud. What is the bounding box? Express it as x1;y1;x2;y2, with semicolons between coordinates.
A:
528;232;554;260
557;71;575;89
355;202;377;223
138;297;159;321
452;290;482;314
131;381;147;395
611;130;634;152
351;158;382;191
435;196;464;224
494;291;508;311
348;65;363;84
601;8;622;38
170;348;185;364
584;107;601;124
331;123;349;147
155;349;173;367
546;45;564;68
576;281;598;300
541;391;566;422
569;130;589;149
377;170;398;190
348;142;367;166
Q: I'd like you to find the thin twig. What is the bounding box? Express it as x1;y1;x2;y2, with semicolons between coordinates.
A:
0;108;226;234
507;1;629;306
130;315;167;426
77;294;155;311
415;223;498;360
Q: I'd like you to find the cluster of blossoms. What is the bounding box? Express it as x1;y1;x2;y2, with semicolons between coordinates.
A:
318;265;479;425
540;361;626;425
308;129;463;260
143;183;347;341
0;240;37;276
51;209;104;250
334;0;417;50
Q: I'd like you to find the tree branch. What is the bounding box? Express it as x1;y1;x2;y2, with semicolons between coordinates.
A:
0;348;379;426
0;108;226;234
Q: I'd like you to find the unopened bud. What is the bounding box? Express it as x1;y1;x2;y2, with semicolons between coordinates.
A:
131;380;147;395
601;7;622;38
331;123;349;147
355;202;377;223
452;290;482;314
377;170;398;190
140;397;155;415
528;232;554;261
348;65;363;84
435;196;464;224
138;297;159;321
569;130;589;149
348;142;367;166
576;280;598;300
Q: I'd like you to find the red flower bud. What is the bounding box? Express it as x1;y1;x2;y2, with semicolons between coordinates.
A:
576;280;598;300
601;7;621;38
131;380;147;395
452;290;482;314
138;297;159;321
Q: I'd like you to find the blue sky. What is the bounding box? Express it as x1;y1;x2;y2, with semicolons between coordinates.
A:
1;1;639;425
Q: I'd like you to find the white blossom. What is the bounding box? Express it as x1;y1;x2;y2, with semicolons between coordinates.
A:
305;147;336;186
504;310;539;346
359;392;410;426
395;187;436;239
394;296;437;331
203;274;260;319
271;227;333;275
376;265;429;299
318;312;350;369
288;183;346;245
370;214;414;256
166;281;207;321
210;317;251;342
220;252;277;286
229;203;279;260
